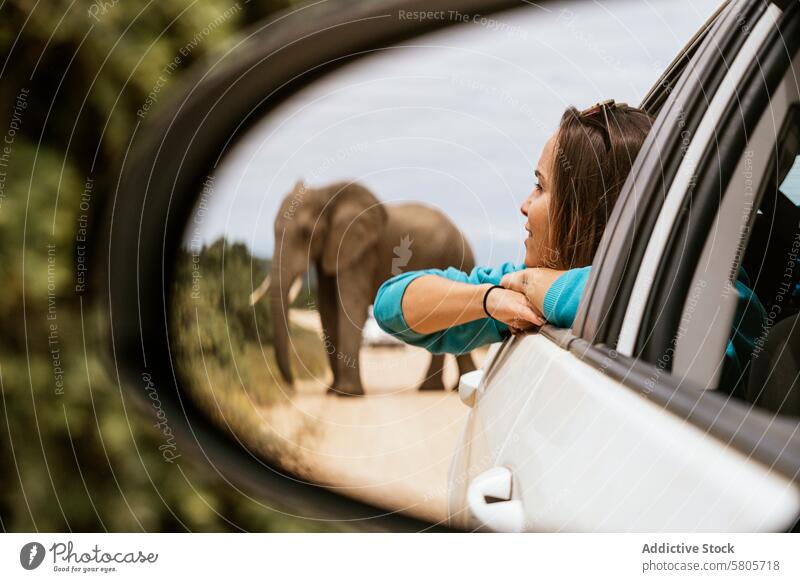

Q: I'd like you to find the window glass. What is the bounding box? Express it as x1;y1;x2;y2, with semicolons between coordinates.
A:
781;156;800;204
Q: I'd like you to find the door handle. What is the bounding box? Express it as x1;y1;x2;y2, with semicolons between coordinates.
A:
467;466;525;532
458;369;484;407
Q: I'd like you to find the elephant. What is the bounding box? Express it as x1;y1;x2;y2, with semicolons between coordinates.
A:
251;180;477;396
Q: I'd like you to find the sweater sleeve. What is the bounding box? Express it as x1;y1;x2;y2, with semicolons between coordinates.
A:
373;262;524;354
542;266;592;328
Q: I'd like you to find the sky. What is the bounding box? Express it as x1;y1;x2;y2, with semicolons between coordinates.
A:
189;0;723;265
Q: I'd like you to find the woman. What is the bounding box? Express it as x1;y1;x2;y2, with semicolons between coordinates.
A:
373;101;764;389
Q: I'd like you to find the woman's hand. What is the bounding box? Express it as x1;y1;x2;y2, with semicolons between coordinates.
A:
500;268;566;315
399;274;550;336
484;286;545;333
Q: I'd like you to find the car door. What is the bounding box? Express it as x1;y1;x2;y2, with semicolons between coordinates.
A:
450;0;800;532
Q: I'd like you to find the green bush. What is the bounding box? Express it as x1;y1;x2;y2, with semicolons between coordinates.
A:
1;0;337;532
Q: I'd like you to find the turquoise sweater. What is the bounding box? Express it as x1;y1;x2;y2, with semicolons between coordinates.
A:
373;262;589;354
373;263;766;391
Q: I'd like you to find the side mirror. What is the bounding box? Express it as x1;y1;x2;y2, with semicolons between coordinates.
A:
101;0;719;530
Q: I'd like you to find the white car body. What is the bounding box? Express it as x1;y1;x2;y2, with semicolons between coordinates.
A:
449;336;799;531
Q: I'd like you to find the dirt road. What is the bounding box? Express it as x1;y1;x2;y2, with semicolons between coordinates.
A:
258;310;486;524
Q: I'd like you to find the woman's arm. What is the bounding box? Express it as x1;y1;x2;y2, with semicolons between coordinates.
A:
373;262;539;354
403;275;544;334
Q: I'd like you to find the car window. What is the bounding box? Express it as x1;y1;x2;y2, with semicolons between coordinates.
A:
672;83;800;417
780;155;800;204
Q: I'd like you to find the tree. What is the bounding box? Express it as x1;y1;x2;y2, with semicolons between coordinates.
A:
0;0;334;532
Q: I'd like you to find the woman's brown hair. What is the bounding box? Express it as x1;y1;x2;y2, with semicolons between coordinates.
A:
547;102;654;269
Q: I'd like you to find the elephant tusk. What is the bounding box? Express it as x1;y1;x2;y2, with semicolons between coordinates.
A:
249;274;303;306
288;277;303;304
249;274;271;306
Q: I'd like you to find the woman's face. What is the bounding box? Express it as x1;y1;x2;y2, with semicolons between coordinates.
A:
521;132;556;267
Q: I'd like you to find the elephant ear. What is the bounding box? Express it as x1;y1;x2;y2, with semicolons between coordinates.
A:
321;184;387;275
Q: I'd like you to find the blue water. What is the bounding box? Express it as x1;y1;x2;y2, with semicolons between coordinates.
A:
196;0;721;265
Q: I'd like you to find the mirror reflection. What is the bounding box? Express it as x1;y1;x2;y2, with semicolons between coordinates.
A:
170;0;719;523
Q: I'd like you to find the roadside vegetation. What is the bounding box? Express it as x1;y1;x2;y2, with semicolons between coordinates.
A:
1;0;338;532
172;237;328;450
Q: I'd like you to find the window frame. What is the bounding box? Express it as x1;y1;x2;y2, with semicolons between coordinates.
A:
633;4;800;370
670;79;800;393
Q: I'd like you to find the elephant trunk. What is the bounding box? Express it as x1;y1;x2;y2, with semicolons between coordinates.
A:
269;261;297;386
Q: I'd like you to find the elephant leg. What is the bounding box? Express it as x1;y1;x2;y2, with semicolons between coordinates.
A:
418;354;446;391
327;273;369;397
316;272;341;390
454;353;477;390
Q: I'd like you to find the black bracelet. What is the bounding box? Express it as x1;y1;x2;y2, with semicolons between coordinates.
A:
482;285;504;319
